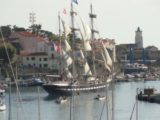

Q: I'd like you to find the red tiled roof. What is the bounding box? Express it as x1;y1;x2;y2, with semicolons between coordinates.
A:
17;32;45;42
20;51;47;56
18;32;36;37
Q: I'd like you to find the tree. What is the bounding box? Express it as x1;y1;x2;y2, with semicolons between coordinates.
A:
12;25;26;32
0;42;16;64
49;33;60;41
39;30;60;41
29;24;41;35
0;25;12;38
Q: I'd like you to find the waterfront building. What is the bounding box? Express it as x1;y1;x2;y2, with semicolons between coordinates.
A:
9;32;60;70
9;32;48;53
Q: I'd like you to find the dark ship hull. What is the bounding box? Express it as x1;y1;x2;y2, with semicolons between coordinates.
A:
42;82;109;96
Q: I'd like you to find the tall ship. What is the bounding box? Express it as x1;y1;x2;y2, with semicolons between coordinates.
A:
42;3;115;96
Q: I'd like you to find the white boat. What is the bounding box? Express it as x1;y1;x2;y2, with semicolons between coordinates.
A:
125;74;135;79
56;96;67;104
124;63;148;74
95;95;106;101
0;100;6;111
0;88;5;97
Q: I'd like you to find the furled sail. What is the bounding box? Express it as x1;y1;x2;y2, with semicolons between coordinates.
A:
84;62;92;75
83;24;91;40
101;50;111;73
79;28;92;51
61;19;72;52
64;39;71;52
61;19;71;38
78;17;92;51
62;49;73;67
79;50;92;75
101;42;112;68
65;68;73;79
83;39;92;51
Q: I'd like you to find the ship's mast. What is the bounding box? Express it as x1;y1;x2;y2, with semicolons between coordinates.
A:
70;2;77;78
89;4;98;75
58;12;62;75
70;3;77;120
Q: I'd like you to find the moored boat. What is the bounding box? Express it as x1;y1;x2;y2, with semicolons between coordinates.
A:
137;88;160;103
0;99;6;111
56;96;67;104
124;63;148;74
0;88;5;97
94;94;106;101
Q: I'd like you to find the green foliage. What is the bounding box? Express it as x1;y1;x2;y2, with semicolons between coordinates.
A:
49;33;60;41
0;42;16;64
12;25;26;32
0;25;12;38
29;24;42;35
39;29;60;41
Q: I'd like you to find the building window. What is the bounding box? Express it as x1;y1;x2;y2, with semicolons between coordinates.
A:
44;58;47;61
39;64;42;68
44;64;48;68
26;57;29;60
39;58;41;61
31;57;35;60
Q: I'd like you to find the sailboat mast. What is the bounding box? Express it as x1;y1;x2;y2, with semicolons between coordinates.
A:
90;4;96;40
89;4;98;75
8;79;12;120
37;87;41;120
136;88;139;120
70;2;76;78
69;3;76;120
58;12;62;75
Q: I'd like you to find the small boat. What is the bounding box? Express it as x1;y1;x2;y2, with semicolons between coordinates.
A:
95;95;106;101
56;96;67;104
144;74;158;81
17;77;44;87
29;78;44;86
0;100;6;111
124;63;148;74
137;88;160;103
0;88;5;97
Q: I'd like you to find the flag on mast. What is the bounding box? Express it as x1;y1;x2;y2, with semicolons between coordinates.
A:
54;42;61;53
63;8;67;15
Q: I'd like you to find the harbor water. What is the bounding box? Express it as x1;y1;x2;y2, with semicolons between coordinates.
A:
1;81;160;120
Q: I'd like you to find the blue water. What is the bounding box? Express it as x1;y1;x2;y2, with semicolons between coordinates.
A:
1;81;160;120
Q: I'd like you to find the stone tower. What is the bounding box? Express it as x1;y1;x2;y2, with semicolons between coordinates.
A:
135;27;143;49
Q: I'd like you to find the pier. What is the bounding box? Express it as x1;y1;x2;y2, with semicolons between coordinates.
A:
137;88;160;103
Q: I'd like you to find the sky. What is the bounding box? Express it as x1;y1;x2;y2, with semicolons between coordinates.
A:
0;0;160;49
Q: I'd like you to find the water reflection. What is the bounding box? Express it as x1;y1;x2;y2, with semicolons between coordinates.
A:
1;81;160;120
